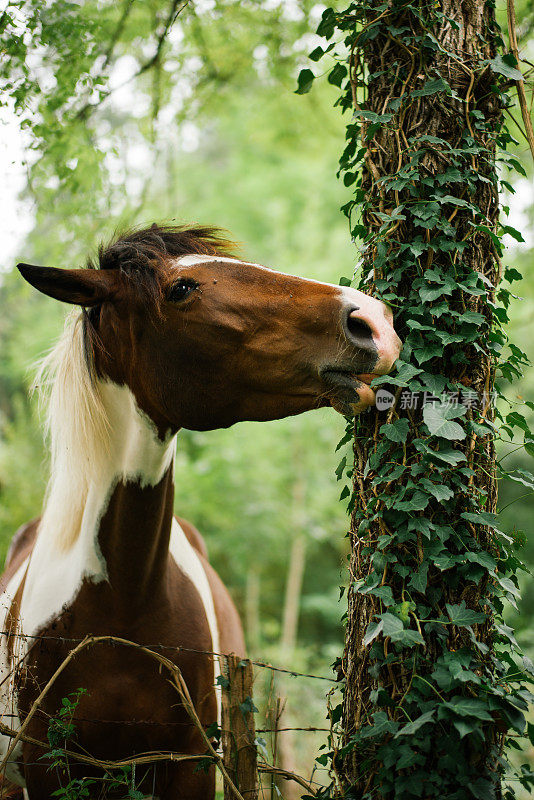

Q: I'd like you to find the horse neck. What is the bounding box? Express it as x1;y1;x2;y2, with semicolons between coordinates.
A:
80;381;177;605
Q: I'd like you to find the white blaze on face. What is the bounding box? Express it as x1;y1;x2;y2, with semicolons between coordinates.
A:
173;255;401;415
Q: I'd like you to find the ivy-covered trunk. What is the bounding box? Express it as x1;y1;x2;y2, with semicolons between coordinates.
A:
304;1;532;798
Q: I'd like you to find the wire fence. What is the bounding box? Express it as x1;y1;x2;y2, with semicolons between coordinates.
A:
0;628;339;799
0;629;337;682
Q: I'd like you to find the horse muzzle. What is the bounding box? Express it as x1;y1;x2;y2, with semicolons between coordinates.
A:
320;368;382;416
320;290;402;415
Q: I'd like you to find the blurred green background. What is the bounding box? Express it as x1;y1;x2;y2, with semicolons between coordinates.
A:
0;0;532;793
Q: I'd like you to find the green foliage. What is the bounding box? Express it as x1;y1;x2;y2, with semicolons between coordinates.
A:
43;689;148;798
45;688;87;760
302;1;534;798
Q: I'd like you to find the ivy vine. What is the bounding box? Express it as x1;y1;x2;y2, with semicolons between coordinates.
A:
299;2;534;798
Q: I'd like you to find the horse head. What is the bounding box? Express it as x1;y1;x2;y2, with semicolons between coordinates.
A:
18;224;402;434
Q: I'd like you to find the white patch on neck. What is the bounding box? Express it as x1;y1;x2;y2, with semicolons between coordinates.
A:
0;374;221;774
169;519;221;723
18;381;176;639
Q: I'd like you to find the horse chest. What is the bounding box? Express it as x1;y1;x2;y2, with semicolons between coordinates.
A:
0;521;221;788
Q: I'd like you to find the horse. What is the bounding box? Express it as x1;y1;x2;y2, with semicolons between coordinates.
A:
0;224;401;799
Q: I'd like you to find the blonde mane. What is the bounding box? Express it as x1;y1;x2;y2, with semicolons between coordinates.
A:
34;311;110;551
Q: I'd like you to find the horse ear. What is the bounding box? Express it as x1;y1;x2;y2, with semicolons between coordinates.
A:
17;264;117;307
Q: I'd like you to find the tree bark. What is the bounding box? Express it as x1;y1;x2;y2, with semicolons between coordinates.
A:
280;532;307;655
281;443;307;656
277;444;307;800
245;567;261;654
340;1;505;796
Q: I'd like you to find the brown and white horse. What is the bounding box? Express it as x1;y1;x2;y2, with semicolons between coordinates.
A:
0;225;401;799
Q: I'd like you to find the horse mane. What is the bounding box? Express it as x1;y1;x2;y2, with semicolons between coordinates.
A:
35;223;235;551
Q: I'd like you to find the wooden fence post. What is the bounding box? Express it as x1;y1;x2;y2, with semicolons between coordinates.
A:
221;654;258;800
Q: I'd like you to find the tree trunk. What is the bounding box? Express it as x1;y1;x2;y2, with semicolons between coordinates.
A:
334;1;510;797
245;567;261;654
280;532;307;655
281;443;307;656
276;443;307;800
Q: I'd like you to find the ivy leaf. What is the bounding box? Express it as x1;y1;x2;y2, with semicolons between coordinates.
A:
451;719;475;738
525;438;534;459
490;54;523;81
335;456;347;480
408;236;427;257
309;45;329;62
414;441;465;464
295;69;315;94
446;602;485;627
328;63;347;87
363;619;383;646
469;222;503;254
393;490;430;512
409;517;434;538
461;511;499;528
358;711;400;739
506;411;530;433
389;629;425;646
418;478;454;503
438;195;474;208
413;342;444;363
371;585;395;605
504;266;523;282
419;284;452;302
423;402;466;440
339;485;350;501
380;612;404;636
412;77;450;97
380;418;410;443
388;362;423;386
497;575;520;598
457;311;486;326
239;696;259;715
440;696;493;721
358;109;393;123
501;224;525;243
465;551;497;572
395;710;435;737
409;563;429;593
506;469;534;490
499;699;527;733
316;6;336;38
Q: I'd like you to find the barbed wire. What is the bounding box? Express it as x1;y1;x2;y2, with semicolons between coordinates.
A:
0;633;331;798
0;712;330;733
0;629;337;683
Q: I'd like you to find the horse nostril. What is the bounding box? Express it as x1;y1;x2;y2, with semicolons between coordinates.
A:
346;313;374;346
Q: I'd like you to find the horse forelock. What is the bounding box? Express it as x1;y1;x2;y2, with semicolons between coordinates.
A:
87;224;237;311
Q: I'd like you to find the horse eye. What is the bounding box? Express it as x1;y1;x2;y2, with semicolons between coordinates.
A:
167;278;198;302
